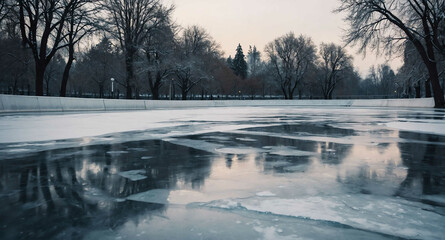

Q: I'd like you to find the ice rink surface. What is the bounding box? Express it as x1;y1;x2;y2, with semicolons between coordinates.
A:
0;106;444;239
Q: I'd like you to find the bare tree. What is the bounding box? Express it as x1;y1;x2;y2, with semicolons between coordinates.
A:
397;41;434;98
0;0;9;25
337;0;445;108
103;0;172;99
0;36;33;94
60;1;99;97
318;43;352;99
265;33;317;99
144;20;176;100
174;25;221;100
17;0;80;96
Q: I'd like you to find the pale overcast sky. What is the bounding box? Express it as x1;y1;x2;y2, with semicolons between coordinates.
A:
165;0;402;76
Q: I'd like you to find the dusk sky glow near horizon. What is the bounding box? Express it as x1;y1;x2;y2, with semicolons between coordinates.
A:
165;0;403;77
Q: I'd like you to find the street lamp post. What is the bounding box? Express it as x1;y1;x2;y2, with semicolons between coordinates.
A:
169;78;173;100
111;78;115;98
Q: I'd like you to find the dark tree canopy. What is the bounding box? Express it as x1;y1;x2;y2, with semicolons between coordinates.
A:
103;0;173;99
265;32;317;99
232;44;248;79
318;43;352;99
18;0;83;96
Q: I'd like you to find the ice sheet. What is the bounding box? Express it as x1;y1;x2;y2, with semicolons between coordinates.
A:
206;194;445;240
385;121;445;136
118;170;147;181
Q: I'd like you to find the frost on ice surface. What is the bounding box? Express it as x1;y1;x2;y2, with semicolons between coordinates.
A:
2;106;445;239
266;146;318;157
207;194;445;240
118;170;147;181
385;121;445;136
128;189;216;205
256;191;276;197
215;147;268;155
127;189;170;204
106;151;128;155
236;137;257;142
164;138;223;153
253;226;301;240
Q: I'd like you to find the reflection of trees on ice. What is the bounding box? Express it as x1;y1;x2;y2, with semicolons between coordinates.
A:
397;133;445;200
0;140;213;239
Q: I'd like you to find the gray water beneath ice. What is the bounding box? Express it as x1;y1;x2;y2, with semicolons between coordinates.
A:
0;106;444;239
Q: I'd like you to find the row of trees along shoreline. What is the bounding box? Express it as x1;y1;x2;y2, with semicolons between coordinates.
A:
0;0;444;107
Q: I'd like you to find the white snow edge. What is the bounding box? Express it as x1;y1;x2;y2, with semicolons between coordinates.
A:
0;94;435;113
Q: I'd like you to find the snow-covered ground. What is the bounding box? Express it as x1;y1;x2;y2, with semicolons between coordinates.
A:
0;106;444;240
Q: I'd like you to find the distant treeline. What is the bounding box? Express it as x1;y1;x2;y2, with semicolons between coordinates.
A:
0;0;443;101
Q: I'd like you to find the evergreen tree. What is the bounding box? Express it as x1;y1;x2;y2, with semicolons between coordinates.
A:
227;55;234;70
233;44;248;79
247;45;261;77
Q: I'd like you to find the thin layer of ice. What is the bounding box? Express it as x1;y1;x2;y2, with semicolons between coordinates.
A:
106;151;128;155
266;146;318;157
127;189;170;204
215;147;268;155
118;170;147;181
385;121;445;136
128;189;219;205
256;191;276;197
253;226;302;240
236;137;257;142
164;138;223;153
206;194;445;240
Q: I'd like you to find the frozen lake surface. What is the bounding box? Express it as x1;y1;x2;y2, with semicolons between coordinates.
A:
0;106;444;240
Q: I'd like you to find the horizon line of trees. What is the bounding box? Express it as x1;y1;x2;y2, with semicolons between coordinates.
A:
0;0;444;106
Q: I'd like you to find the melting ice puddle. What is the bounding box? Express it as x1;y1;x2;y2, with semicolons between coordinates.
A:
128;189;211;205
8;142;56;147
2;148;31;153
216;147;268;155
385;121;445;136
236;137;257;142
164;138;223;153
265;146;318;157
106;151;128;155
118;170;147;181
282;165;307;172
202;136;232;141
253;226;296;240
127;148;146;151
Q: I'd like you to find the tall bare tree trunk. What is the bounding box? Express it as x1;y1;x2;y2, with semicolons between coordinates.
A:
60;44;74;97
35;62;45;96
125;51;134;99
425;78;432;98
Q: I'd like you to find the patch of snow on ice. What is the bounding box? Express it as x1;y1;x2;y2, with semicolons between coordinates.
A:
216;147;268;155
118;170;147;181
127;189;170;204
253;226;303;240
267;146;317;157
216;195;444;240
236;137;257;142
164;138;223;153
256;191;276;197
385;121;445;136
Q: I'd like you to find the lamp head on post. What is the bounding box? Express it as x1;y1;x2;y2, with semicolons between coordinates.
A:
111;78;115;98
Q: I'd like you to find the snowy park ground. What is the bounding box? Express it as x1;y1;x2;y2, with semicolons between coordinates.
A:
0;106;444;239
